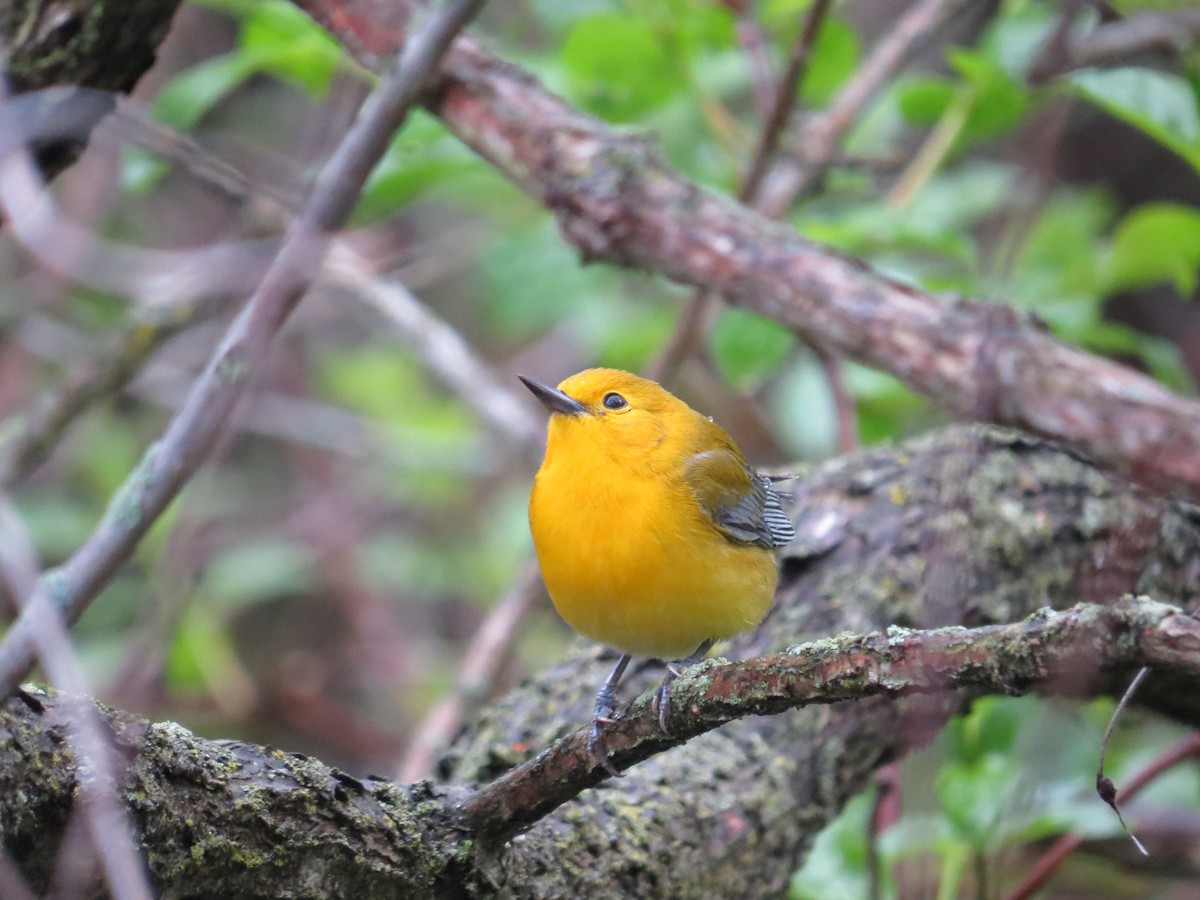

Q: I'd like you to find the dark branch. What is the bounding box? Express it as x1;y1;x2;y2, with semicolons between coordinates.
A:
4;594;1197;893
4;425;1200;894
459;596;1200;843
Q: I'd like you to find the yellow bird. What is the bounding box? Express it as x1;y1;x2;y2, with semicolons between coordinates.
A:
519;368;794;773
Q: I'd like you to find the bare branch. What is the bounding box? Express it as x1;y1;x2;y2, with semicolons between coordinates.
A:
1009;731;1200;899
742;0;833;204
3;594;1196;894
759;0;975;211
459;596;1200;842
292;3;1200;500
0;0;489;694
323;245;544;459
1066;11;1200;75
398;562;544;781
650;0;832;386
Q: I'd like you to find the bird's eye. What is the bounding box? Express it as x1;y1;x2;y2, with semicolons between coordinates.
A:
602;392;627;410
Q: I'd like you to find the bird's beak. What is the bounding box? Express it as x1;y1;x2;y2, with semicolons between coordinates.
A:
518;375;587;416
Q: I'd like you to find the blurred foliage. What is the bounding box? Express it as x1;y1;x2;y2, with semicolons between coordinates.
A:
1;0;1198;893
793;696;1200;898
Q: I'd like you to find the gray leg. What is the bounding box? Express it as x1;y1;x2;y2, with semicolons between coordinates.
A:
652;639;714;733
588;653;631;776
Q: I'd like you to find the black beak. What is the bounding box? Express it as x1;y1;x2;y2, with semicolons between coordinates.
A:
518;375;587;416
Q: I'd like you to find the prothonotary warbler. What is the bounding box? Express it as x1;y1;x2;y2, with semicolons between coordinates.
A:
519;368;794;773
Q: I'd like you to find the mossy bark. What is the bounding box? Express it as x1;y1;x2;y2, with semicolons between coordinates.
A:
0;0;182;177
3;426;1198;897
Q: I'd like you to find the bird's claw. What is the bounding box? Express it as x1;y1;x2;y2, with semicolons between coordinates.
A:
651;682;673;733
587;717;622;777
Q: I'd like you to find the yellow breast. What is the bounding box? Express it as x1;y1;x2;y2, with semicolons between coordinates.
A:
529;445;778;660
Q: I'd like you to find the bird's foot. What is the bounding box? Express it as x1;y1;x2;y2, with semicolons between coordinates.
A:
587;654;631;776
587;714;622;777
652;641;714;734
651;671;679;733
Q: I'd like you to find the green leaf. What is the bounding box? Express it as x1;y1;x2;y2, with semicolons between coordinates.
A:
482;220;620;338
356;112;487;219
1012;188;1112;297
151;53;258;132
896;76;957;127
789;792;877;900
1104;202;1200;295
166;602;251;695
935;754;1017;847
949;696;1028;762
562;13;683;119
843;364;928;446
239;1;342;96
947;49;1028;144
154;0;340;130
710;307;793;387
530;0;621;36
896;51;1026;153
978;1;1057;81
1065;67;1200;175
801;18;860;108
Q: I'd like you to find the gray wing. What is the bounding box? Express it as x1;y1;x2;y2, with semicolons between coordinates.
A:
685;450;795;550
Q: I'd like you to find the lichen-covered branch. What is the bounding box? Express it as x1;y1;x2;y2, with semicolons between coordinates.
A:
459;596;1200;844
2;599;1196;894
0;687;477;897
5;426;1200;896
436;426;1200;895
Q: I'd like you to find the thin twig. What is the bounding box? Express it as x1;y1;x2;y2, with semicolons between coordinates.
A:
0;494;154;900
0;293;239;488
1033;9;1200;82
460;597;1200;844
0;88;276;298
1008;729;1200;900
324;245;544;460
398;561;544;781
649;0;832;386
868;761;901;900
1096;665;1151;855
0;0;489;694
815;343;859;452
758;0;973;214
885;84;971;209
734;9;777;121
741;0;833;202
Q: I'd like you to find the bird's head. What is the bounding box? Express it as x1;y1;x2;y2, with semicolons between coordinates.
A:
519;368;692;462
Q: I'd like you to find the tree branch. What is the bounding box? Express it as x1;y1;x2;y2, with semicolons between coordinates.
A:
0;0;489;693
291;0;1200;504
4;424;1200;893
4;593;1197;893
460;596;1200;844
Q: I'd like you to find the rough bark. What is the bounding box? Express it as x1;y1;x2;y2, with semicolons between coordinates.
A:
285;0;1200;504
4;4;1200;896
4;426;1200;897
0;0;182;177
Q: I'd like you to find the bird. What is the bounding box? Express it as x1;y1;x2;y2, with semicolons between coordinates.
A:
519;368;794;774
